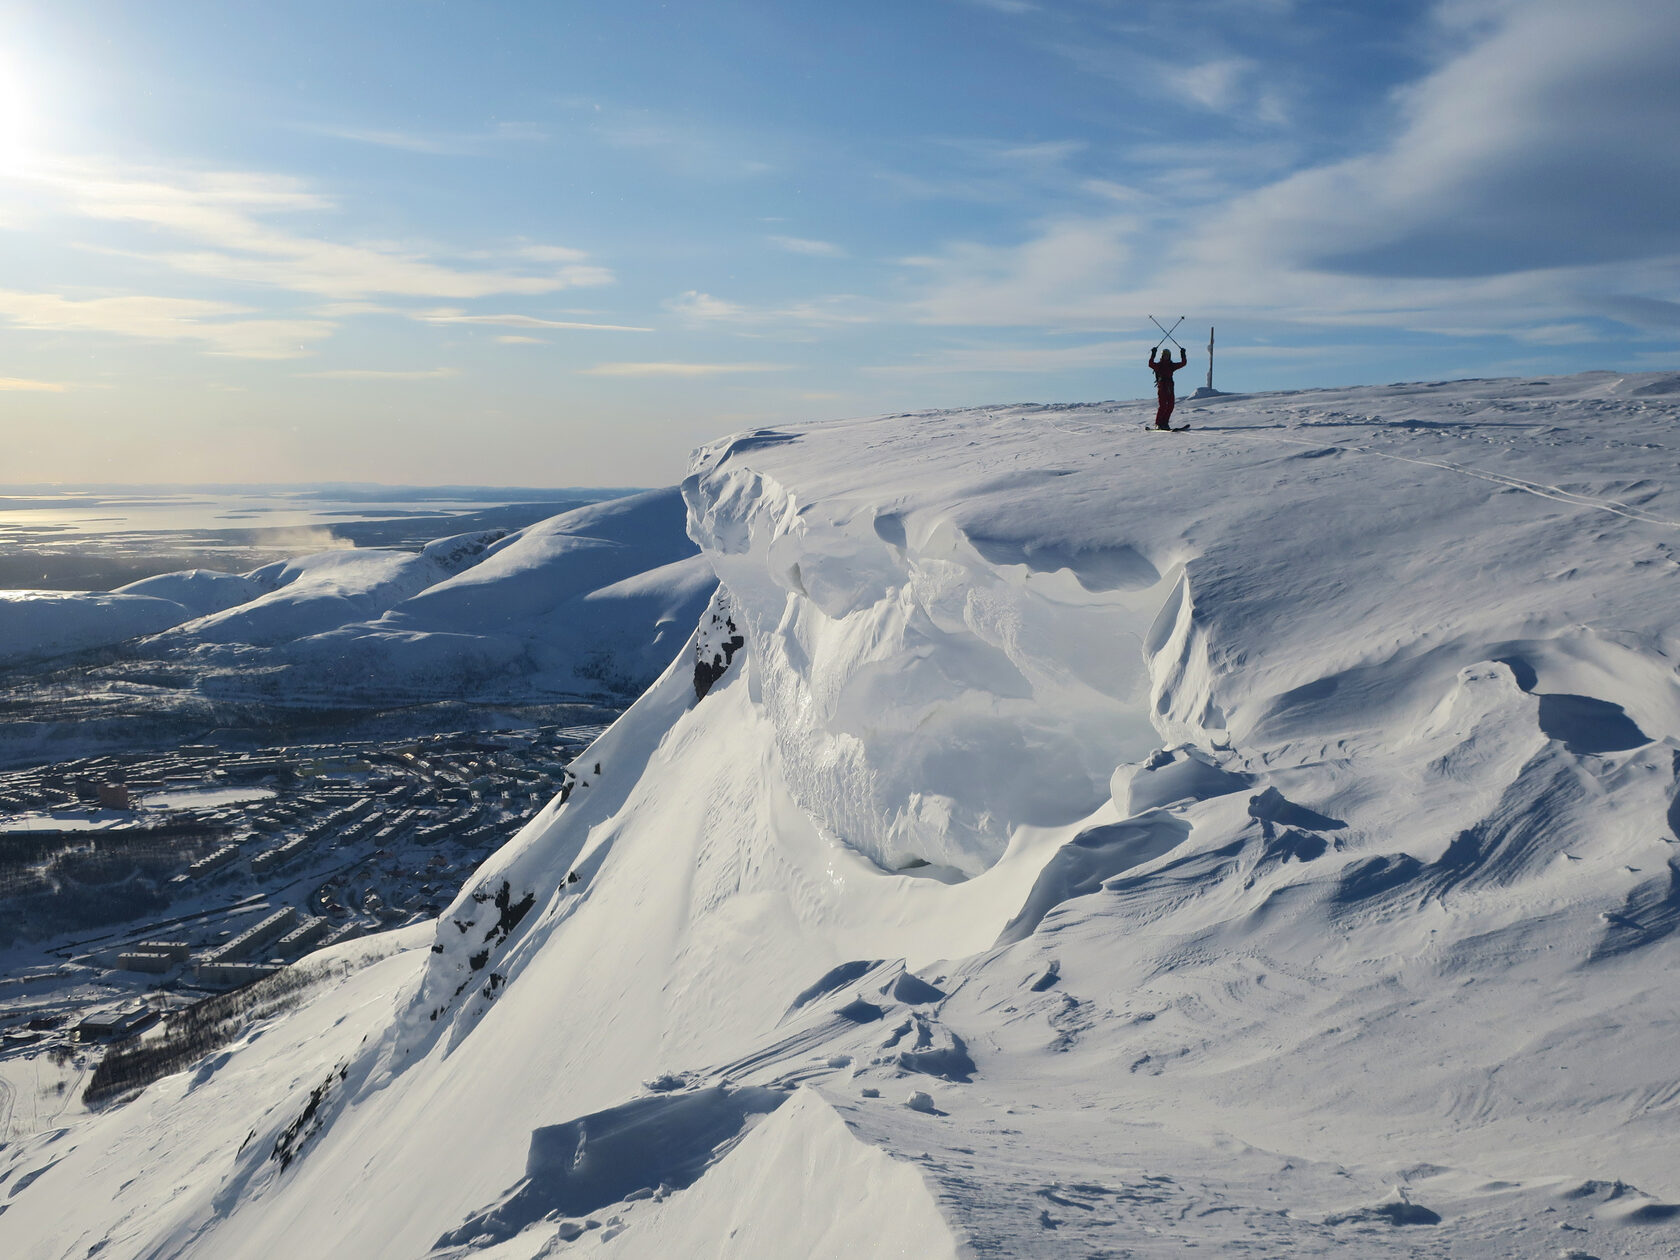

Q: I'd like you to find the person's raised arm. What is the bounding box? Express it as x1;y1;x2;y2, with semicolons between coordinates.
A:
1149;348;1159;367
1176;347;1188;366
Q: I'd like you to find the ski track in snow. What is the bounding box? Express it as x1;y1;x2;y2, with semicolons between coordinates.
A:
5;370;1680;1258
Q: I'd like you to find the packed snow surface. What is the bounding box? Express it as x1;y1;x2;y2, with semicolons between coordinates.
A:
5;371;1680;1258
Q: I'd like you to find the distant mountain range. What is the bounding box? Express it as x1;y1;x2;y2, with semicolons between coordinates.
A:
0;486;714;713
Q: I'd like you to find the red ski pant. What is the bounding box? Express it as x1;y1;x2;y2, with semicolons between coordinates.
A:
1155;388;1176;428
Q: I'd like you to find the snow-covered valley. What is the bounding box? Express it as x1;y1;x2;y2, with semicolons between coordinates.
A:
0;488;713;764
4;371;1680;1257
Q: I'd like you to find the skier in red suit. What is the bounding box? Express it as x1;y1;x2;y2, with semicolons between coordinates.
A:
1150;345;1188;429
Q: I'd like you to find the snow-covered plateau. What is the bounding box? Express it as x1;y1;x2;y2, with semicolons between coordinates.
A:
4;371;1680;1258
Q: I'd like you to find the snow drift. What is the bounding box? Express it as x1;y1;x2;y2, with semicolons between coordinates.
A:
5;371;1680;1258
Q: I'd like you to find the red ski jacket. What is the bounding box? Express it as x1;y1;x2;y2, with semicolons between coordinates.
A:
1149;351;1186;393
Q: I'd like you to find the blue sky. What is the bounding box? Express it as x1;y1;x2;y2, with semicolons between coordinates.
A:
3;0;1678;485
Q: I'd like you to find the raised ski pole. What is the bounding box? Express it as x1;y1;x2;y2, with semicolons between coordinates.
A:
1149;315;1185;351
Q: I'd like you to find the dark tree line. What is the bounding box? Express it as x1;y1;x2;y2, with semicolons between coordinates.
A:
83;962;341;1105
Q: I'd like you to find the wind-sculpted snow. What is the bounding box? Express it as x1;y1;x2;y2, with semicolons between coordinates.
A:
684;440;1172;875
9;372;1680;1258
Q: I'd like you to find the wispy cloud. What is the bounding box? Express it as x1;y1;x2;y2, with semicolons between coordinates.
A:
1585;294;1680;329
509;244;593;263
1166;58;1257;114
579;361;791;377
903;218;1139;328
304;120;548;155
0;376;68;391
895;0;1680;344
416;308;652;332
0;288;333;358
664;289;877;328
1508;322;1608;345
1198;0;1680;279
303;367;460;380
563;98;776;180
496;334;544;345
665;291;748;321
768;235;847;258
873;135;1094;206
865;340;1133;374
21;159;613;301
998;140;1087;164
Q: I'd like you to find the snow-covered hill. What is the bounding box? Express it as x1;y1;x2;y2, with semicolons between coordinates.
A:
0;487;713;709
5;372;1680;1258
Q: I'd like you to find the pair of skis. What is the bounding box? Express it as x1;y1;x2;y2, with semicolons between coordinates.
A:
1150;315;1185;352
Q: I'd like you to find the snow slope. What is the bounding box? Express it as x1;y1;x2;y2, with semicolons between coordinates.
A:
0;590;198;667
4;371;1680;1258
0;488;712;707
251;488;714;705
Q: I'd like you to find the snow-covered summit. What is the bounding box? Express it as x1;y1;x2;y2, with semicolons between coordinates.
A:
5;371;1680;1258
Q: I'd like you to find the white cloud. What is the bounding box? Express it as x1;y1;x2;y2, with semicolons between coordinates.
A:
0;376;67;391
0;288;333;358
303;367;460;380
873;135;1094;206
512;244;593;263
1167;58;1255;113
304;127;459;155
580;361;791;377
1254;90;1289;127
305;120;548;155
566;99;775;180
1508;323;1607;346
1082;179;1144;203
19;159;614;300
997;140;1087;164
768;235;847;258
1584;295;1680;329
664;289;876;329
417;308;653;332
897;0;1680;342
1202;0;1680;278
772;297;878;327
665;291;748;321
906;218;1139;327
865;340;1135;374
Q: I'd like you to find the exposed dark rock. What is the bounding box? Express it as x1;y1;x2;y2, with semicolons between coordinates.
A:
694;594;746;701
